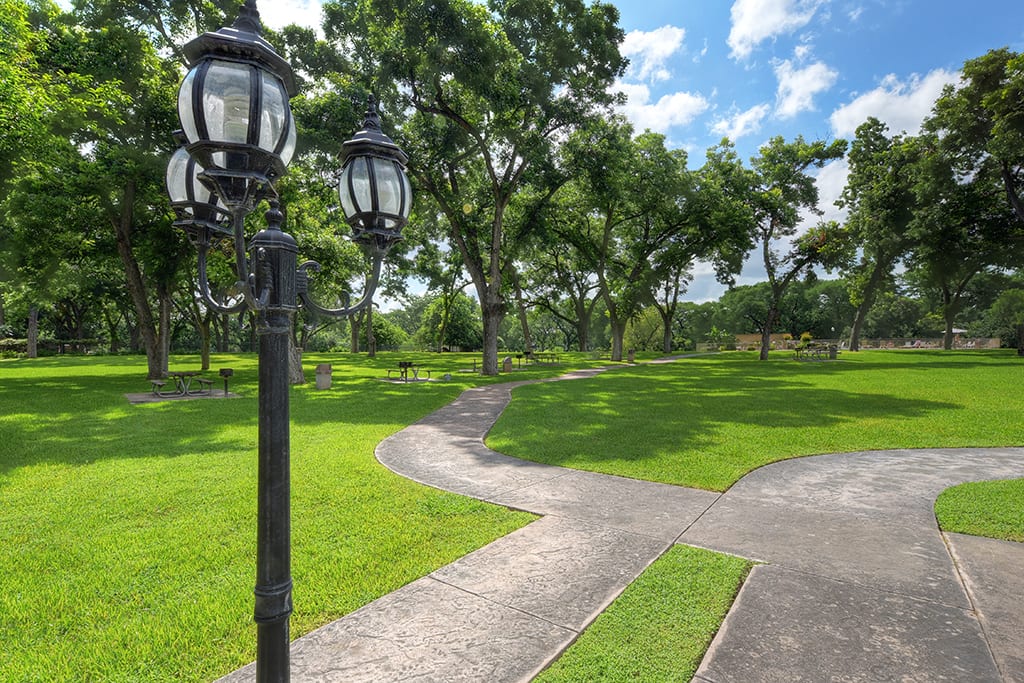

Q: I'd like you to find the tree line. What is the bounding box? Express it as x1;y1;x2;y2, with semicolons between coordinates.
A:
2;0;1023;375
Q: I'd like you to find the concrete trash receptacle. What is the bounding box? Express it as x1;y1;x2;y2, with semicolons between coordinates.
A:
502;356;513;373
315;363;332;389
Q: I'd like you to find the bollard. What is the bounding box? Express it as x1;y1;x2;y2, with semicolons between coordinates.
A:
502;356;513;373
315;363;332;390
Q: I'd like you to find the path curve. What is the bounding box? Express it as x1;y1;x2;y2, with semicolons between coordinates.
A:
220;368;1024;682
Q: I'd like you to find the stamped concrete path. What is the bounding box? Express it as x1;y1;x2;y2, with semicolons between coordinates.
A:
220;367;1024;682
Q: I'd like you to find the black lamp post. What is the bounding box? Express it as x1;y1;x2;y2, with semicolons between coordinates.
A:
167;3;411;681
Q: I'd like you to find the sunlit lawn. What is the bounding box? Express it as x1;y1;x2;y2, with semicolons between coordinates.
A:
488;350;1024;492
0;351;552;682
3;349;1021;682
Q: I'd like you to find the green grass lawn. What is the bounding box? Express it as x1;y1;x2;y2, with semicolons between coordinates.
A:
534;545;752;683
488;350;1024;491
3;349;1020;682
935;478;1024;542
0;352;547;682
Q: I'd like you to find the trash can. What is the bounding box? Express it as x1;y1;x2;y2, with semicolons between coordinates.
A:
502;356;513;373
627;349;636;363
315;363;332;390
828;345;838;360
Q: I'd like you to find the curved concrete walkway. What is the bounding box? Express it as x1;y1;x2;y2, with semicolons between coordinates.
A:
220;368;1024;682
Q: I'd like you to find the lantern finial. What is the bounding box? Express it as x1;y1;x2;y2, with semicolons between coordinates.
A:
362;96;382;133
233;0;262;35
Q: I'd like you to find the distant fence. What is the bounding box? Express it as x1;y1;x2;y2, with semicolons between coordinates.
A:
700;336;1001;352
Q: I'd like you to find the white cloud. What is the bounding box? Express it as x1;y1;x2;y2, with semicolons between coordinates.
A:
618;83;710;133
830;69;960;138
811;158;850;224
774;59;838;118
256;0;323;32
728;0;828;60
621;26;687;82
710;104;771;141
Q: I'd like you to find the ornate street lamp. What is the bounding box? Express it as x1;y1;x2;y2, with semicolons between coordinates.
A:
168;2;411;681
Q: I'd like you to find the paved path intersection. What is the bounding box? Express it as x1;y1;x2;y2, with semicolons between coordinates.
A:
220;367;1024;682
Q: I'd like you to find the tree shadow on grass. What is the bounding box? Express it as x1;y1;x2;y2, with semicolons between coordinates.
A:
0;368;462;478
490;359;967;490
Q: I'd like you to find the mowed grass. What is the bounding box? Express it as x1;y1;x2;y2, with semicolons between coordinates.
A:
534;545;752;683
488;350;1024;492
0;352;538;682
935;478;1024;542
4;350;1020;682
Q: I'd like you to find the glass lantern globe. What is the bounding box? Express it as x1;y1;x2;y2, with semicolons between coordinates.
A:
166;146;231;239
175;0;297;208
338;98;412;251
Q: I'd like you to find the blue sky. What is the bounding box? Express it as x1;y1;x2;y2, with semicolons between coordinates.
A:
255;0;1024;302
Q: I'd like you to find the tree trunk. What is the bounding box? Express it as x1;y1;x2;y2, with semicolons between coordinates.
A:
103;308;121;354
367;304;376;358
609;318;626;362
760;306;779;361
218;313;230;352
289;337;305;384
349;312;362;353
511;268;533;352
157;286;171;376
198;315;211;370
110;180;162;379
27;306;38;358
481;297;503;375
848;258;888;352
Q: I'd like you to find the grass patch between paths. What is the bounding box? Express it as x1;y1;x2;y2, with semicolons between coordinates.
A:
535;545;753;682
935;478;1024;542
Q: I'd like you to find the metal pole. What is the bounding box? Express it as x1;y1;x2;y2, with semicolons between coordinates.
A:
251;206;298;683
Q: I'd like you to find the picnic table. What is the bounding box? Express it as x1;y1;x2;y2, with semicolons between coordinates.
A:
524;351;559;365
793;343;839;361
387;361;431;382
151;371;213;397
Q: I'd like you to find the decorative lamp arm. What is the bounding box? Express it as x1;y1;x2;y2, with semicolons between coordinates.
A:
296;254;383;319
196;233;250;315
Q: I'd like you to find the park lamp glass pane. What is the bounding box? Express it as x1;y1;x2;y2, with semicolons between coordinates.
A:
374;160;402;219
166;147;230;237
339;157;371;224
280;114;297;166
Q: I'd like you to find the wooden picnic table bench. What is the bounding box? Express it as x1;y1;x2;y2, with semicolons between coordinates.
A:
387;361;430;382
794;344;839;361
152;371;212;396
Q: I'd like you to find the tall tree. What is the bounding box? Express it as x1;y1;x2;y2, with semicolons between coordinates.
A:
905;132;1023;349
743;135;850;360
838;118;919;351
324;0;627;374
928;48;1024;224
